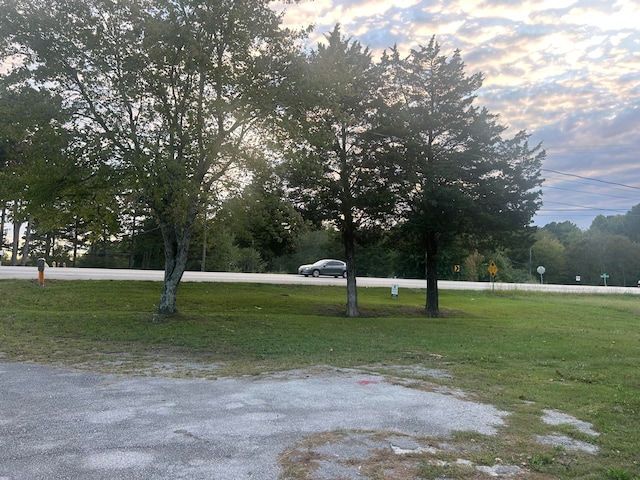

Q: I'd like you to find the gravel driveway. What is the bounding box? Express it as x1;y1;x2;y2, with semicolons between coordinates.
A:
0;362;510;479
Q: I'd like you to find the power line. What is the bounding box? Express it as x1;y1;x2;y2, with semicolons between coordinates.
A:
546;143;638;148
543;185;638;201
541;201;630;212
539;169;640;219
543;176;640;200
545;143;639;152
541;169;640;192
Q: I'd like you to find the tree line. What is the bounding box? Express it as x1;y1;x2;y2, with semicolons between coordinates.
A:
530;211;640;287
1;0;544;317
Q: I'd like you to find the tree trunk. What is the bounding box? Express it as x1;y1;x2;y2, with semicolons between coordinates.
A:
129;215;136;269
20;217;31;266
0;206;5;249
0;207;5;265
72;219;79;267
10;220;21;265
200;220;207;272
425;231;439;318
45;233;53;259
157;221;193;315
343;227;359;318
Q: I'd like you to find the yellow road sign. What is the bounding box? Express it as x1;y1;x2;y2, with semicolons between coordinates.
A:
488;262;498;276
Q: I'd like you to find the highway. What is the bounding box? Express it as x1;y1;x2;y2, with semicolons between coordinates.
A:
1;265;639;295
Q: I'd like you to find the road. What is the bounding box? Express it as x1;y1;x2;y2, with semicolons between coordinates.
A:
1;265;639;295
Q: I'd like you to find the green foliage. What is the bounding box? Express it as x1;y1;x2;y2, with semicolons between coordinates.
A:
271;229;337;274
531;230;568;283
415;461;468;478
284;25;395;316
212;169;307;268
378;38;544;316
13;0;640;316
2;3;549;314
528;452;554;470
537;211;640;286
543;221;583;242
1;0;303;312
607;467;633;480
540;222;640;286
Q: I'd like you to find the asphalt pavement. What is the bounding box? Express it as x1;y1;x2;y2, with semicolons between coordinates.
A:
2;265;640;294
0;362;509;480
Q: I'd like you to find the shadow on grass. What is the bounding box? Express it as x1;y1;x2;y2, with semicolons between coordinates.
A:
316;304;468;318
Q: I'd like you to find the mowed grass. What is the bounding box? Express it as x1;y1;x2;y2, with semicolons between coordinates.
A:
0;279;638;479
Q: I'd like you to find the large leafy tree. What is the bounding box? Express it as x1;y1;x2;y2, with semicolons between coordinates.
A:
0;84;82;264
381;39;544;317
284;26;395;317
215;169;307;268
565;232;640;286
1;0;300;313
589;204;640;244
531;230;568;284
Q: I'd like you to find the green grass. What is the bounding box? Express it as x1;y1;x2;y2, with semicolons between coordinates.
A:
1;279;639;479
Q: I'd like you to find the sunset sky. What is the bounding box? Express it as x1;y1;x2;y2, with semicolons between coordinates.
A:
275;0;640;229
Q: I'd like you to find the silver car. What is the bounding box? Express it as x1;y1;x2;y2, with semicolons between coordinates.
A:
298;259;347;278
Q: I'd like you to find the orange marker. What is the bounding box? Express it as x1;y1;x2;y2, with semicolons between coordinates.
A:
37;258;46;286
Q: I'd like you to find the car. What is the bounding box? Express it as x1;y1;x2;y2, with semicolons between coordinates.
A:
298;259;347;278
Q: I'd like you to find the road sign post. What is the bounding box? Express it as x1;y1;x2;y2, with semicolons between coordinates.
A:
488;262;498;292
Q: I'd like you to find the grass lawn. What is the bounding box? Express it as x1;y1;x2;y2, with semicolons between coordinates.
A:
0;279;638;479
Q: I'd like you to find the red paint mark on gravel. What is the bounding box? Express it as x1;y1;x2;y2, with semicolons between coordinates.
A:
357;380;378;385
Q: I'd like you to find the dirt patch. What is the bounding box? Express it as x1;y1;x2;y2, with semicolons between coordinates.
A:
279;430;534;479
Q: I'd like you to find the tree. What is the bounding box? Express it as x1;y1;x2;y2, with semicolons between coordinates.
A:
215;169;306;269
566;232;640;286
531;230;567;284
542;221;582;245
381;39;544;317
588;204;640;244
590;214;625;236
0;83;80;264
622;204;640;242
284;26;394;317
2;0;301;313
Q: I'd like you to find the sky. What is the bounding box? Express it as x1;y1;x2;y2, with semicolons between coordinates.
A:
274;0;640;229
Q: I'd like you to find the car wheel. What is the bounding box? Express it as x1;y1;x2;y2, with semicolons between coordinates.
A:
312;270;320;277
342;271;347;278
